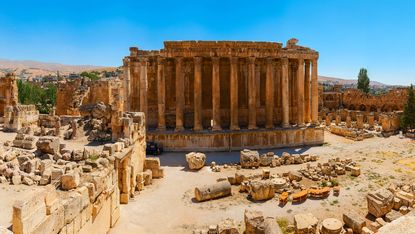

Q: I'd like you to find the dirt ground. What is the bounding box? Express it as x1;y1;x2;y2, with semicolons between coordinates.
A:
1;131;414;233
110;132;415;234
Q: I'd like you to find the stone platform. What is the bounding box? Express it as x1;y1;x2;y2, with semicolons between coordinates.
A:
147;126;324;152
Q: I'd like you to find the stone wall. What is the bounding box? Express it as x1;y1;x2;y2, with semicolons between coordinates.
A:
0;73;18;116
4;105;39;132
148;126;324;151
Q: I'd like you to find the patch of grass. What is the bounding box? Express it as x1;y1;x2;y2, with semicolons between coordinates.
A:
277;218;293;234
89;153;100;161
330;199;339;206
330;179;339;186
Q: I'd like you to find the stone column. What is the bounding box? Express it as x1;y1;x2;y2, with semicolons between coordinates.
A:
212;57;222;131
304;60;311;123
230;57;239;130
311;58;319;124
265;58;274;129
297;58;305;126
281;58;290;128
193;57;203;131
157;57;166;131
175;57;185;131
248;57;257;130
139;58;148;119
122;58;131;111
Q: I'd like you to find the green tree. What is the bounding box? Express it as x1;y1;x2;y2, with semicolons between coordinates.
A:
357;68;370;93
80;71;100;81
17;80;57;114
401;84;415;131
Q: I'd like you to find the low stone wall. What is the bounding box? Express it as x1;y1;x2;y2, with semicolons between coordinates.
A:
12;169;120;234
148;126;324;152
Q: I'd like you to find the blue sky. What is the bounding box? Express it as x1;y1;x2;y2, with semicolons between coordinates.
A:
0;0;414;85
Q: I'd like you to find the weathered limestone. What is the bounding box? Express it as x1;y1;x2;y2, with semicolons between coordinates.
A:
377;215;415;234
294;213;318;234
185;152;206;170
320;218;343;234
175;57;184;131
244;209;264;234
4;105;39;132
217;218;239;234
0;73;18;116
249;180;275;201
367;189;394;217
157;57;166;131
240;150;260;168
212;57;221;131
343;210;366;234
194;181;232;202
36;137;60;155
193;57;203;131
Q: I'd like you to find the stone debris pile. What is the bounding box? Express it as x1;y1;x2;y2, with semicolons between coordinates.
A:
240;149;318;169
298;157;361;181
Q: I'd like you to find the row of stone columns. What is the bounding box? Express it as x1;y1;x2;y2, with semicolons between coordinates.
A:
150;56;318;131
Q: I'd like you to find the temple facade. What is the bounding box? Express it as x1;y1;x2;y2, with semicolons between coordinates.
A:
123;39;323;151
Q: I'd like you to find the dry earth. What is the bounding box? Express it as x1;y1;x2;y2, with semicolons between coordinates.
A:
0;131;414;233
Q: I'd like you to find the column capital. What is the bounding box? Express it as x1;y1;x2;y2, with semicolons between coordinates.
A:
281;57;289;65
139;57;148;65
175;56;183;63
194;56;203;64
212;57;220;64
298;57;304;63
157;57;165;64
248;56;256;64
266;57;274;64
230;57;239;64
312;58;318;64
305;59;311;66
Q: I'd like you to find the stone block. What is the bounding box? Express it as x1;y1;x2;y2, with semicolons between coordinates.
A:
32;203;64;234
384;210;403;222
367;189;394;218
62;192;82;224
240;149;260;168
185;152;206;170
61;171;80;191
294;213;318;234
343;210;366;234
12;190;47;234
36;137;60;155
244;209;264;234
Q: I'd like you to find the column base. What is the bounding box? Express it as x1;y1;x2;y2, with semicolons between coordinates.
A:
193;125;203;131
230;125;240;131
282;123;290;128
265;124;274;129
248;125;257;130
156;126;166;132
174;126;185;132
212;126;222;131
298;123;306;127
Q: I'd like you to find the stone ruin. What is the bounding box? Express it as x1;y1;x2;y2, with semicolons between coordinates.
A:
0;111;165;234
192;149;360;205
3;105;39;132
0;73;18;117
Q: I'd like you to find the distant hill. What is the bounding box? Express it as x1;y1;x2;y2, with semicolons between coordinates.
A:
0;59;116;78
318;75;390;88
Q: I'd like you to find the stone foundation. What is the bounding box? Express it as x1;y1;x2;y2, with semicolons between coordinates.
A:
148;126;323;151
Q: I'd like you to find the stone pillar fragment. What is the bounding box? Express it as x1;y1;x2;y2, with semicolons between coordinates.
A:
157;57;166;131
297;58;305;126
265;58;274;129
194;57;203;131
175;57;185;131
230;57;240;130
212;57;222;131
311;58;319;124
304;60;311;123
356;114;364;129
248;57;257;130
281;58;290;128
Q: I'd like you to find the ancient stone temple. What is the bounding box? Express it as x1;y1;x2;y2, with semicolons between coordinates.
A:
122;39;324;151
0;73;18;116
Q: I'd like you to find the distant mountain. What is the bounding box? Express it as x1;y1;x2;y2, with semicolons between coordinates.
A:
0;58;116;78
318;75;390;87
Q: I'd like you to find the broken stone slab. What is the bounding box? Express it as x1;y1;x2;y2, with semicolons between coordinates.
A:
217;218;239;234
36;137;60;155
240;149;260;168
377;215;415;234
343;210;366;234
61;171;80;191
185;152;206;170
294;213;318;234
263;217;283;234
244;209;264;234
367;189;394;218
194;181;231;202
288;171;302;182
384;210;403;222
249;180;275;201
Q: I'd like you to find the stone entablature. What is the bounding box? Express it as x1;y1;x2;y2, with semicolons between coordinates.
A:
342;88;407;112
123;39;320;136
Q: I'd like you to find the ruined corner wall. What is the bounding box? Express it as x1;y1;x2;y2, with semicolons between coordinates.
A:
0;73;18;116
12;170;120;234
56;79;124;116
4;105;39;131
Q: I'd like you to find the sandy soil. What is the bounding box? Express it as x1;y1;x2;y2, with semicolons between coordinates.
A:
110;132;415;234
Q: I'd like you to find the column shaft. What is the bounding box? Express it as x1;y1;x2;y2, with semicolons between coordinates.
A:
265;58;274;128
297;58;305;126
212;57;222;131
194;57;203;131
175;57;185;131
139;58;148;120
248;57;257;129
281;58;290;127
304;60;311;123
311;58;319;124
230;57;239;130
157;57;166;130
